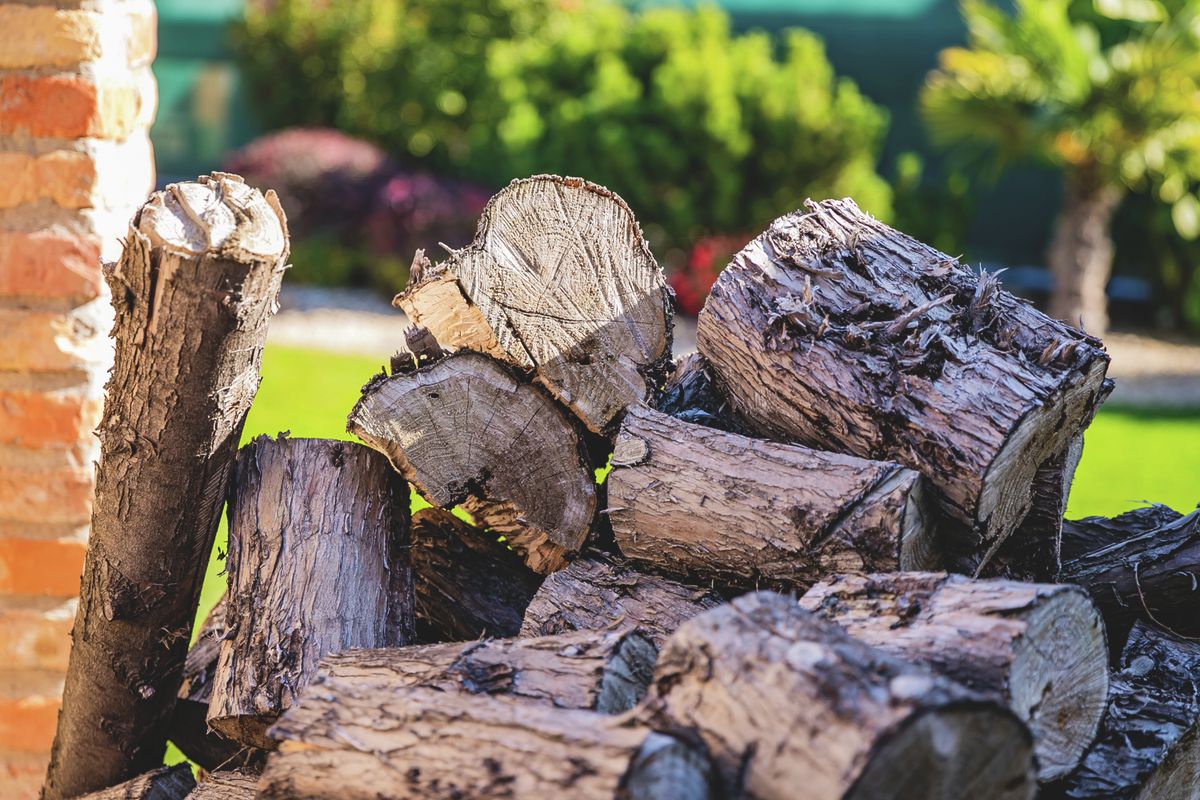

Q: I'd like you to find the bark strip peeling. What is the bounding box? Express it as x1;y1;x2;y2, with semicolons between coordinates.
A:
43;174;289;799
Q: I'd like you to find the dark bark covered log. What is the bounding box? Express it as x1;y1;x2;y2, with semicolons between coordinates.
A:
168;599;261;771
185;771;259;800
800;572;1108;780
653;353;746;433
320;628;656;714
697;198;1110;568
1060;504;1185;562
348;350;597;574
78;765;196;800
609;405;936;590
410;506;543;642
396;175;673;436
643;591;1037;800
1059;506;1200;652
261;681;715;799
208;436;414;749
44;174;288;799
519;555;722;647
1044;622;1200;799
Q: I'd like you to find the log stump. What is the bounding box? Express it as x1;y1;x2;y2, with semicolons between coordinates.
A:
697;198;1110;567
395;175;673;436
44;174;289;799
801;572;1108;780
643;591;1036;800
208;436;414;749
348;350;597;574
520;555;722;647
608;405;936;589
320;628;656;714
409;507;543;642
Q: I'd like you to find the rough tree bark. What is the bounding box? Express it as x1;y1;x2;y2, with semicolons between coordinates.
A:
1059;504;1185;561
653;353;746;434
1059;506;1200;653
77;766;196;800
348;350;597;574
261;681;715;800
43;174;289;799
409;506;543;642
395;175;673;436
207;436;414;749
168;599;260;771
697;198;1110;568
184;772;259;800
800;572;1108;780
1044;622;1200;799
643;592;1036;800
320;628;656;714
608;405;936;590
519;555;722;647
1047;177;1123;336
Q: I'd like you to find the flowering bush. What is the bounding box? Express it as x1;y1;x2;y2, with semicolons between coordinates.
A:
670;234;750;317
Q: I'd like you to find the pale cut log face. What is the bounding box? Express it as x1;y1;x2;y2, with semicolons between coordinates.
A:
398;175;672;435
348;352;597;574
137;172;287;259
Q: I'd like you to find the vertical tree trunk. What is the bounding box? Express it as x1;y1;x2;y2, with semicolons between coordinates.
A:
43;175;288;799
1048;176;1122;336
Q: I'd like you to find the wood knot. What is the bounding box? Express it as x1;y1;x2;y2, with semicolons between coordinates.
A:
611;435;649;468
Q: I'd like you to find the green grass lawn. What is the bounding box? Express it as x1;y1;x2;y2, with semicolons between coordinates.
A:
170;343;1200;762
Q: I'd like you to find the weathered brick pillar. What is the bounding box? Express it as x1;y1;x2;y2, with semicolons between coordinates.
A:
0;2;155;796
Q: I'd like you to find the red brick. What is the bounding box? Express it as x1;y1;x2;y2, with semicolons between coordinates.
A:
0;7;101;70
0;389;101;449
0;695;57;753
0;538;87;597
125;3;157;67
0;605;73;671
0;467;93;525
0;231;102;303
0;72;150;140
0;748;50;800
0;307;108;373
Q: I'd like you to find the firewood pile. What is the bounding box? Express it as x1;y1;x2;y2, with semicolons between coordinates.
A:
44;174;1200;800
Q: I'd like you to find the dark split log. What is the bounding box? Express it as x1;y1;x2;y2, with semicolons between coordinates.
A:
208;436;415;749
396;175;673;436
697;198;1110;568
653;353;746;434
261;682;716;799
169;600;260;771
1060;504;1184;562
608;405;936;590
320;628;657;714
409;506;543;642
185;772;259;800
1045;622;1200;799
800;572;1108;780
643;591;1037;800
348;350;597;574
44;174;289;799
1059;505;1200;652
77;766;196;800
520;555;722;647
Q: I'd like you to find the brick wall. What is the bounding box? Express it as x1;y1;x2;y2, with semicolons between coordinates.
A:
0;2;155;796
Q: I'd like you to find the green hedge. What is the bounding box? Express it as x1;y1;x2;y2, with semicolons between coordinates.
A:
233;0;892;251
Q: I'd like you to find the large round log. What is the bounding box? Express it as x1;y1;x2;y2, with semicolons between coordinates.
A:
1044;622;1200;799
801;572;1109;780
697;198;1110;567
608;405;936;589
520;555;722;647
643;591;1036;800
409;506;543;642
261;681;715;800
320;628;656;715
44;174;289;799
348;350;597;574
208;436;415;749
395;175;673;436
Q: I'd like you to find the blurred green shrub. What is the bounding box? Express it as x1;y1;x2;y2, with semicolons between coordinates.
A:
232;0;892;251
889;152;974;260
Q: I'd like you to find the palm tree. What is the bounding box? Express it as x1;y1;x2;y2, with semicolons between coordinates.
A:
921;0;1200;335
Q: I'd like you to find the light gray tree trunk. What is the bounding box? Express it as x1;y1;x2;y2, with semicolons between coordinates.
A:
1048;176;1122;336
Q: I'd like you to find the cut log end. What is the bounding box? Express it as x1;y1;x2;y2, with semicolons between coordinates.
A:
625;732;718;800
847;705;1035;800
597;631;657;714
397;175;672;435
348;351;597;574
